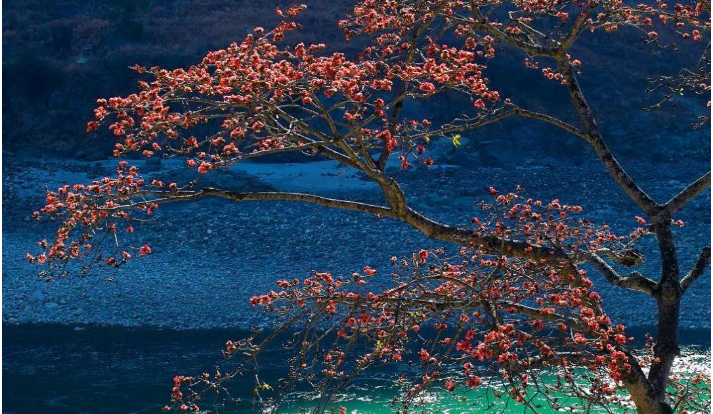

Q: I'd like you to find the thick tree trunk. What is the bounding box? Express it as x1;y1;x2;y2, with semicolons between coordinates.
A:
623;346;675;414
642;222;681;413
624;295;678;414
630;395;674;414
649;288;681;391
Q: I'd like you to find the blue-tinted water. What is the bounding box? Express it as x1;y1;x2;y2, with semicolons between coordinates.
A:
2;324;710;414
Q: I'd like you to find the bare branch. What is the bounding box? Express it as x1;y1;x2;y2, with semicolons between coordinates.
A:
663;171;711;215
515;108;589;140
111;184;575;266
111;188;399;219
556;57;659;214
681;246;711;292
589;253;656;295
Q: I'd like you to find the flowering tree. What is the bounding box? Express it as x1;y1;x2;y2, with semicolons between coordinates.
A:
30;1;711;413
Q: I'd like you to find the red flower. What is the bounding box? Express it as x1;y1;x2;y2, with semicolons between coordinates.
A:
444;380;456;392
466;376;482;388
419;82;436;94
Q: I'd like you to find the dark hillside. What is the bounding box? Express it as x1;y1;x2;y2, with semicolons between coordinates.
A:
2;0;709;161
2;0;355;158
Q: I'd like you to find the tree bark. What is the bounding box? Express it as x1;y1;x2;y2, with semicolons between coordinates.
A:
647;222;682;412
624;365;675;414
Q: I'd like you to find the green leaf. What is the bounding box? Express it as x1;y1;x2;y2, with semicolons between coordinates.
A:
452;134;461;147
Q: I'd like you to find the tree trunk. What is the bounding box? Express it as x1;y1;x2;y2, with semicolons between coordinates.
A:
645;221;681;413
630;394;674;414
621;345;674;414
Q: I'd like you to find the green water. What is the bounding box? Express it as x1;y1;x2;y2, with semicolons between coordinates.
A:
275;351;710;414
275;382;610;414
2;325;710;414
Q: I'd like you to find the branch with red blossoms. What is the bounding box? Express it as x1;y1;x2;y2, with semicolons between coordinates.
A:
164;242;665;413
84;4;506;180
149;191;667;413
30;171;646;287
33;1;709;278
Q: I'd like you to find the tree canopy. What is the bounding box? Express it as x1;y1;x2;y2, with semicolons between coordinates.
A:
29;1;710;413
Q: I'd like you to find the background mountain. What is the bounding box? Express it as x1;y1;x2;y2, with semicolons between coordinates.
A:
3;0;710;163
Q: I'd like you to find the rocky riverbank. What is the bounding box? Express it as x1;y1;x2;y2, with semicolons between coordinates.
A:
2;153;710;330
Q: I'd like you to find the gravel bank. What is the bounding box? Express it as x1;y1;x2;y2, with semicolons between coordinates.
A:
2;154;710;330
